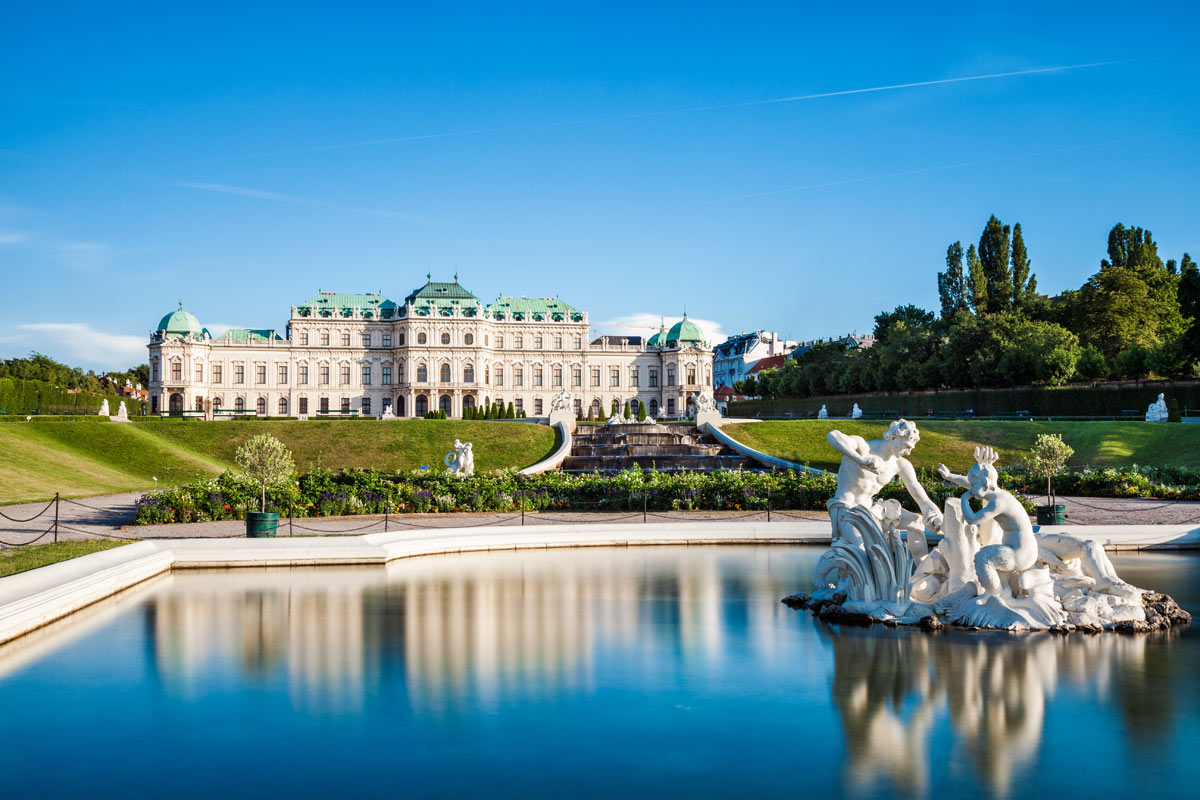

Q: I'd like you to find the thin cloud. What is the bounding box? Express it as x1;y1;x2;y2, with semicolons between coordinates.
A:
207;59;1131;162
16;323;146;369
598;313;726;346
0;230;28;245
173;181;435;223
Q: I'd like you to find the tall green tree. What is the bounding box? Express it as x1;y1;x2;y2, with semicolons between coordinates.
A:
966;244;987;313
1010;222;1036;309
937;241;967;319
1178;253;1200;361
979;215;1012;314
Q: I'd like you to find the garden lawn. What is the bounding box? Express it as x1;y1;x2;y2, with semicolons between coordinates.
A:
721;420;1200;472
0;419;557;504
0;540;130;579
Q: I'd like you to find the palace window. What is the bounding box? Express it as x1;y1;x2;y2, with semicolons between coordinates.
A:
212;397;222;412
362;397;371;415
495;366;504;386
417;364;428;382
319;397;329;412
299;332;308;346
235;397;245;411
667;399;676;416
515;398;524;413
235;365;245;384
574;337;583;349
342;333;351;346
360;333;370;347
610;368;620;387
649;369;658;388
440;363;451;382
484;334;489;346
299;365;308;385
399;334;405;346
278;365;288;385
667;368;676;386
515;335;523;349
340;366;350;385
299;397;308;415
572;367;582;387
151;360;160;382
553;367;562;387
554;336;562;349
256;366;266;385
342;398;351;412
171;362;182;381
534;335;543;349
382;365;392;385
631;368;639;387
256;397;266;415
319;366;330;385
496;334;504;348
573;398;582;415
321;332;330;346
213;365;223;384
195;363;203;382
441;332;451;345
464;364;475;383
687;367;696;386
591;367;600;387
196;397;204;412
534;398;543;415
485;366;490;384
515;367;523;386
362;366;372;385
465;333;474;346
418;332;427;344
278;397;288;415
533;367;543;387
382;334;392;347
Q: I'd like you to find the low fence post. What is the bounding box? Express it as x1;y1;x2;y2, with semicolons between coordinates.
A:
54;492;59;543
643;491;647;524
521;494;525;526
384;491;390;533
289;498;294;537
767;484;771;522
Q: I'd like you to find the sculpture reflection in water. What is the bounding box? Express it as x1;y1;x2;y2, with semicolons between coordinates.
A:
810;422;1188;631
824;622;1177;799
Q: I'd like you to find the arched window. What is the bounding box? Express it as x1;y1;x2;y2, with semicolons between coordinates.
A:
213;397;222;411
440;363;451;382
278;397;288;415
463;395;476;411
484;366;490;384
441;332;451;345
396;396;405;417
256;397;267;415
416;395;428;415
169;393;183;413
417;332;427;344
439;394;452;414
235;397;245;411
416;363;428;382
591;398;602;417
195;397;204;411
464;333;474;345
464;363;475;383
630;398;640;414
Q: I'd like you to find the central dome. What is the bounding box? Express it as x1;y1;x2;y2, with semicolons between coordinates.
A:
156;304;206;339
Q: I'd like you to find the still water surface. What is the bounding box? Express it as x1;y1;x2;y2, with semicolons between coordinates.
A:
0;546;1197;799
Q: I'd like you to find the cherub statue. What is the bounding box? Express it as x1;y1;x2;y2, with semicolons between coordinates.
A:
444;439;474;477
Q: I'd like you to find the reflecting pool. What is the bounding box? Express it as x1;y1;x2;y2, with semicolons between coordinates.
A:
0;546;1197;799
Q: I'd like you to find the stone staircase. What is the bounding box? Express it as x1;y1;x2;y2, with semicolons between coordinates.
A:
562;424;755;472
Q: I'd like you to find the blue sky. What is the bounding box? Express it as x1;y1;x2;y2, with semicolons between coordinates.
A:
2;1;1198;371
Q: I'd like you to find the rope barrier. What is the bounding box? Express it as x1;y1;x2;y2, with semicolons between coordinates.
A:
288;519;386;534
54;524;143;541
0;523;58;547
1057;496;1187;512
62;498;136;516
0;498;56;523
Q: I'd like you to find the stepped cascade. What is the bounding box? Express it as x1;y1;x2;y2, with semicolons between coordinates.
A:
562;424;754;472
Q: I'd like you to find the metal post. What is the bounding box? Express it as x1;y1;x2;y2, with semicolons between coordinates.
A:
767;484;771;522
643;491;647;523
54;492;59;543
289;498;294;537
521;494;525;526
384;491;390;533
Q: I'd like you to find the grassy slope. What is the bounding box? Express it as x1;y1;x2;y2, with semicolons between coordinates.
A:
0;420;557;504
721;420;1200;472
0;540;129;579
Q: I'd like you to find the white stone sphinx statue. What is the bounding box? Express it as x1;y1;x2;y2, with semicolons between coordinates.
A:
818;404;829;419
444;439;474;477
114;400;129;421
98;399;110;416
379;403;396;419
850;403;862;419
1145;393;1168;422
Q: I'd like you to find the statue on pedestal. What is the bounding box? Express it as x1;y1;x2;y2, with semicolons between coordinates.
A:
444;440;474;477
850;403;862;419
98;399;110;416
114;401;129;421
817;404;829;419
1145;393;1168;422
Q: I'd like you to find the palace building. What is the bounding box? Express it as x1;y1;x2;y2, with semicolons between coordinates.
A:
148;277;713;420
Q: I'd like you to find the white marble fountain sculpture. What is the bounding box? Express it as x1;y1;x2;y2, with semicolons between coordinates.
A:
444;439;474;477
811;421;1150;630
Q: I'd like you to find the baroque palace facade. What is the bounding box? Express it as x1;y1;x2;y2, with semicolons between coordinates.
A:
148;278;713;420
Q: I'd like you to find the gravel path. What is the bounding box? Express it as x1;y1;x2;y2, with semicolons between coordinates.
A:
3;491;1197;549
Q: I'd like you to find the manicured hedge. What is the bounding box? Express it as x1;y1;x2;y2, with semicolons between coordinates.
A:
0;376;147;416
728;381;1200;418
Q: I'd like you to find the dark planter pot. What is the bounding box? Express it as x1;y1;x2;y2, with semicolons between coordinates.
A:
1035;504;1066;525
246;511;279;538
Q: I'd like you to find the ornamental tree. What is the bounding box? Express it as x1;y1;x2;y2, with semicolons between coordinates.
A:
1026;433;1074;506
235;434;296;513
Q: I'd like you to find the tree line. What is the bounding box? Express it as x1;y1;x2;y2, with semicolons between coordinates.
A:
0;353;149;394
737;219;1198;398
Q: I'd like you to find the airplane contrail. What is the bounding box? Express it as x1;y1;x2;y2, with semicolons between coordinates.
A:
206;59;1130;162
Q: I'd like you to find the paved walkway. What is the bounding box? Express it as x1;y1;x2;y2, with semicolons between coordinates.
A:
3;491;1199;548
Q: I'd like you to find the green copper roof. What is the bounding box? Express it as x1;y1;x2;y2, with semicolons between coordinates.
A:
406;278;478;302
156;304;206;339
402;277;482;317
218;328;283;342
666;315;706;346
485;297;583;322
295;291;399;318
647;327;666;347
